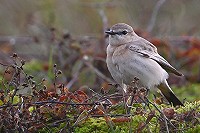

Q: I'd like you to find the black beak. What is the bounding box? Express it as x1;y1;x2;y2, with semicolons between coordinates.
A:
105;30;116;35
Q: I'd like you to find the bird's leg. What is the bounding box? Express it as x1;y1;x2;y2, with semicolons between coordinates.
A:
146;88;150;96
121;83;129;114
127;86;138;114
127;94;134;114
142;87;150;107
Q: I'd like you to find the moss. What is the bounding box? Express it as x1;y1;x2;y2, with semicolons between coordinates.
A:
74;101;200;133
172;83;200;102
186;125;200;133
74;118;109;133
74;115;160;133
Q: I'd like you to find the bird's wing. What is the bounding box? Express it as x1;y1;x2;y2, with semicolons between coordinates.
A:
129;45;183;76
150;54;183;76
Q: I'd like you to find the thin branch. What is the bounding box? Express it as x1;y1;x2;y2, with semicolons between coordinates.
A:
146;99;173;132
147;0;166;32
0;62;9;66
0;101;111;109
65;71;79;89
98;7;108;34
65;61;83;89
84;61;114;83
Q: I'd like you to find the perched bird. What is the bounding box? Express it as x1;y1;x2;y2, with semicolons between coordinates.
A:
105;23;183;106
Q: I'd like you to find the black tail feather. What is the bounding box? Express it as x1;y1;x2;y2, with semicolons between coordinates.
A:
162;90;184;106
158;80;184;106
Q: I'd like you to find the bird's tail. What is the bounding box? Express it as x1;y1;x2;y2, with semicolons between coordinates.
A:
158;80;184;106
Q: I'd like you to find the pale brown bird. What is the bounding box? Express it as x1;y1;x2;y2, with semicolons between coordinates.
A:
105;23;183;106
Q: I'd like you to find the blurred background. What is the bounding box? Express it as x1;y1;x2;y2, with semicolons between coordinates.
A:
0;0;200;101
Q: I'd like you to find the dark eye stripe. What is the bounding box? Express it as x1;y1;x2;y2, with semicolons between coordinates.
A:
122;30;128;35
116;31;128;35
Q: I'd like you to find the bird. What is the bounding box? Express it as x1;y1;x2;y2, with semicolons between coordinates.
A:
105;23;184;106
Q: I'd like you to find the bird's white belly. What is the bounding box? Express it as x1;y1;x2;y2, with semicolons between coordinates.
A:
108;54;169;89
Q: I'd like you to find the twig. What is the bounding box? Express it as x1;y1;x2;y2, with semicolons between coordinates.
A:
0;36;33;45
65;71;79;89
98;7;108;34
0;62;9;66
147;0;166;32
87;86;102;97
136;94;176;132
65;61;83;89
72;87;113;127
146;99;173;133
84;61;114;83
73;105;97;126
33;101;111;106
0;101;111;109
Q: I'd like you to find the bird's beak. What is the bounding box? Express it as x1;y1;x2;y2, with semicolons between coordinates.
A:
105;30;116;35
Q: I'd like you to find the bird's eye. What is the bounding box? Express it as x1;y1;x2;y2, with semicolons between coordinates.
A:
122;30;128;35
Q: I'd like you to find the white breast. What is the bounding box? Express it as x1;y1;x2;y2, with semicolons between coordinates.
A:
106;45;168;89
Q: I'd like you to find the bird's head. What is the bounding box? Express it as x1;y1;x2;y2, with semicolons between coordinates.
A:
105;23;138;46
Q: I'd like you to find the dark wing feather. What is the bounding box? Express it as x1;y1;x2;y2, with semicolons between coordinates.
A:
150;54;183;76
129;45;183;76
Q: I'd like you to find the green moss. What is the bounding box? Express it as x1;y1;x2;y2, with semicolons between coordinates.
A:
109;102;127;114
74;114;159;133
74;101;200;132
172;83;200;102
74;118;109;133
176;101;200;113
186;125;200;133
38;122;66;133
36;101;200;132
